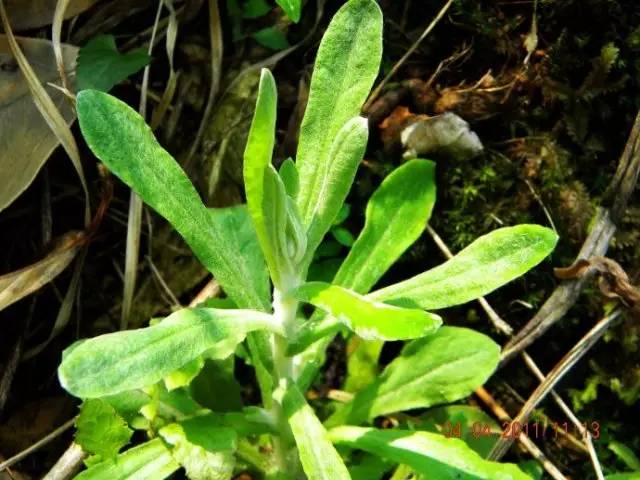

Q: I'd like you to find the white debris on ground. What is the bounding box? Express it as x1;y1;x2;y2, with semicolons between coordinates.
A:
401;112;483;161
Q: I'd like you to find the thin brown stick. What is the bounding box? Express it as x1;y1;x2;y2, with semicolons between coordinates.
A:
363;0;455;111
475;387;568;480
488;309;621;461
522;353;604;479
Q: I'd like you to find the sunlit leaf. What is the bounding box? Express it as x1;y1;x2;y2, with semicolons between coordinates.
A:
282;382;351;480
371;225;558;310
292;282;441;341
327;327;500;426
75;399;133;460
160;418;236;480
335;159;436;293
76;89;271;311
328;426;530;480
275;0;302;22
296;0;382;260
75;438;179;480
59;308;280;398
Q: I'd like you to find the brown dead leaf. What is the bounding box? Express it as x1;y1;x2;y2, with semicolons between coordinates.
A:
0;35;78;212
0;0;97;32
378;106;425;152
555;256;640;314
0;231;85;312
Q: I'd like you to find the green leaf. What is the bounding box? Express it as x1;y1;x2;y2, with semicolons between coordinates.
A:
349;454;392;480
208;205;270;303
75;438;179;480
328;426;531;480
296;0;382;254
417;406;502;458
76;90;270;312
327;327;500;426
75;399;132;460
332;227;355;247
160;418;237;480
252;26;290;50
289;159;437;361
344;337;384;393
164;357;205;391
243;69;296;287
77;35;150;92
58;308;280;398
333;203;351;226
190;359;243;412
276;0;302;22
605;473;640;480
243;0;271;18
300;116;368;267
335;159;436;293
292;282;441;341
279;158;299;198
282;382;352;480
370;225;558;310
609;442;640;471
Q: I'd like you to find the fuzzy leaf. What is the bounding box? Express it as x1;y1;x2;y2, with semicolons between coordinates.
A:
328;426;530;480
300;116;369;267
327;327;500;426
335;159;436;293
370;225;558;310
76;89;270;312
75;399;132;460
160;418;236;480
282;382;352;480
243;69;288;284
59;308;280;398
296;0;382;257
418;406;502;458
77;35;150;92
292;282;441;341
75;438;179;480
344;337;384;393
276;0;302;22
289;160;437;360
279;157;299;198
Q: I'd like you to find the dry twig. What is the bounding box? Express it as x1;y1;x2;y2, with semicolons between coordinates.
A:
488;309;622;461
502;111;640;363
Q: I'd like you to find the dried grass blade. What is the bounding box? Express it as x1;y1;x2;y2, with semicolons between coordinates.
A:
22;248;87;359
52;0;72;91
0;231;84;312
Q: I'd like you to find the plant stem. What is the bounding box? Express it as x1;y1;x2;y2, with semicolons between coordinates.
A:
273;288;298;473
270;286;301;477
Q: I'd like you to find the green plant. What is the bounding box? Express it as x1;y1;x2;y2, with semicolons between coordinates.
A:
58;1;557;478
